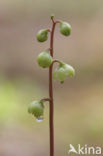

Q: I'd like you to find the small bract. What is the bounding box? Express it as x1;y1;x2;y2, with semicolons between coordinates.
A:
37;50;53;68
28;100;44;118
60;22;71;36
37;29;48;42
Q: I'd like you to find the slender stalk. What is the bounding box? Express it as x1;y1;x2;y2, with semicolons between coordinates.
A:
41;98;51;102
52;59;61;65
49;18;56;156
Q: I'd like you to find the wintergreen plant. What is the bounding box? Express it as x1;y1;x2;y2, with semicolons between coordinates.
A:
28;15;75;156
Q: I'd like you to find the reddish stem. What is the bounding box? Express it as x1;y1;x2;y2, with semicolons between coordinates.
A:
52;59;61;65
49;19;56;156
41;98;51;102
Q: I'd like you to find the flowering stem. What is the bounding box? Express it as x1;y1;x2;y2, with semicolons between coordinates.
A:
49;17;56;156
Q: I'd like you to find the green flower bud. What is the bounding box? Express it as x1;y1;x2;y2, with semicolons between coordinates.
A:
28;100;44;118
53;62;75;83
36;29;48;42
37;50;53;68
50;14;54;19
63;64;75;77
60;22;71;36
53;66;67;83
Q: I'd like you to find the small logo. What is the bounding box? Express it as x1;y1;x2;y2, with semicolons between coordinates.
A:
68;144;102;155
68;144;78;154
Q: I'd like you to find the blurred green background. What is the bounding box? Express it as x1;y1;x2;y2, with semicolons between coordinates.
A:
0;0;103;155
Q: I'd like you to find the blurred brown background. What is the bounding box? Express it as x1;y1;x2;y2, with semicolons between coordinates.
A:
0;0;103;156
